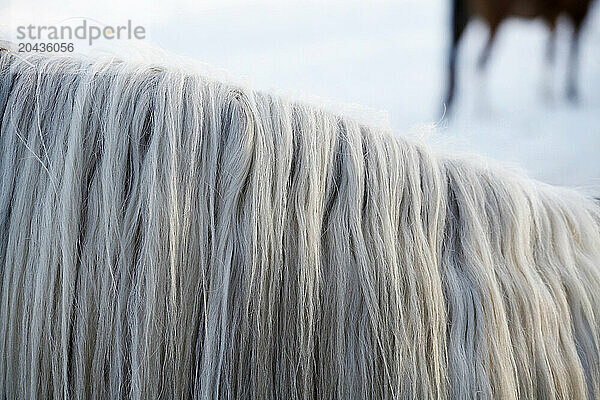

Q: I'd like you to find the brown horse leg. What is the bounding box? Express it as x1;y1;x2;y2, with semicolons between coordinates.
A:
542;21;557;101
443;0;470;116
473;23;499;113
566;17;584;102
546;23;557;66
477;23;499;73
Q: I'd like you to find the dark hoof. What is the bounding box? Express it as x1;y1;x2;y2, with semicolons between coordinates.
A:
566;87;579;103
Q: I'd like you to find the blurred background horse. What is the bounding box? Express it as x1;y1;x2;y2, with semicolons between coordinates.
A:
444;0;596;115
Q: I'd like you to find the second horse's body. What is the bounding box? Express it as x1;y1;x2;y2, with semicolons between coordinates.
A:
444;0;595;114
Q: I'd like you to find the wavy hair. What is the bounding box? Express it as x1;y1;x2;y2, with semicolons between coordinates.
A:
0;48;599;399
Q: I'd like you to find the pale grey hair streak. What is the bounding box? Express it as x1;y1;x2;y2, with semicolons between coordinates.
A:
0;48;599;399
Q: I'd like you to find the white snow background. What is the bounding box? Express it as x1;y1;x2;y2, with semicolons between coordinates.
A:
2;0;599;194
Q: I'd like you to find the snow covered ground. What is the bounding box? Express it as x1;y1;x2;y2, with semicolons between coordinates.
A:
2;0;600;194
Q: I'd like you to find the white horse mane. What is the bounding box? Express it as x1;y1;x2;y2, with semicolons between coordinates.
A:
0;48;599;399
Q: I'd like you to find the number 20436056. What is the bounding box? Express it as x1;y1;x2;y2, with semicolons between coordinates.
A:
18;42;74;53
